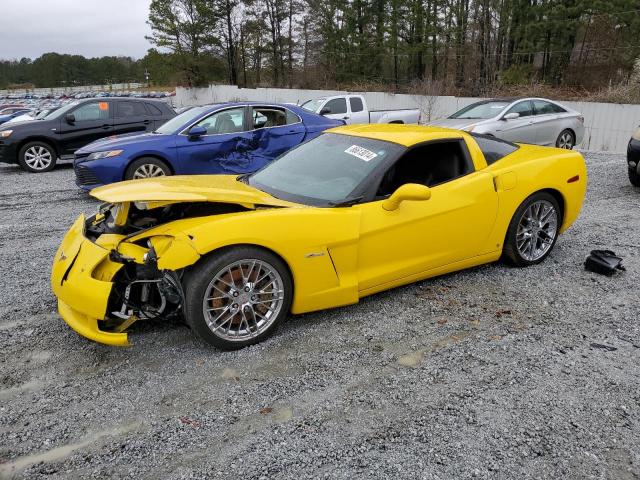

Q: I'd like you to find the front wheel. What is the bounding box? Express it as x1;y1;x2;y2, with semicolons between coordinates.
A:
556;129;575;149
629;168;640;187
18;141;57;173
124;157;171;180
183;247;293;350
502;192;561;267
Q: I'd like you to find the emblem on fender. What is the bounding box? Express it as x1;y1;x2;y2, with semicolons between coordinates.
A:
59;251;67;262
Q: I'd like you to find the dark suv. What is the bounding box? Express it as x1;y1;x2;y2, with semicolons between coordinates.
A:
0;98;175;173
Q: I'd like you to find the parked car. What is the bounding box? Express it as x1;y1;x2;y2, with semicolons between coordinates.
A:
428;98;584;149
72;102;343;190
301;94;421;124
51;124;587;348
628;125;640;186
0;108;31;125
0;98;175;173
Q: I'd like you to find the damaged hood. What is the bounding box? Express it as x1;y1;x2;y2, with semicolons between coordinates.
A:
90;174;301;209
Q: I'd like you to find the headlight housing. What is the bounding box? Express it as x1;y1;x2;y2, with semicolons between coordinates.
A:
632;127;640;141
86;150;124;161
0;130;13;138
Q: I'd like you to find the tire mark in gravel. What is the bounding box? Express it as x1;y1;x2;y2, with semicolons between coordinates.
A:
0;422;141;478
153;328;478;477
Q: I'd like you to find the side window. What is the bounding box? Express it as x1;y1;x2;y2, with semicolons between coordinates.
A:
376;141;473;197
505;101;533;118
550;103;567;113
73;102;110;121
471;134;519;165
146;103;164;116
116;101;147;118
252;107;295;129
286;109;301;124
350;97;364;112
324;98;347;115
194;107;245;135
532;100;557;115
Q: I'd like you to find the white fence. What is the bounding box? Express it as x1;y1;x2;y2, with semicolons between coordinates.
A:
0;83;145;96
176;85;640;152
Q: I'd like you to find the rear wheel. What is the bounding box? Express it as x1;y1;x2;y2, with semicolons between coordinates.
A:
629;168;640;187
18;141;57;173
502;192;561;267
556;129;575;149
183;247;293;350
124;157;171;180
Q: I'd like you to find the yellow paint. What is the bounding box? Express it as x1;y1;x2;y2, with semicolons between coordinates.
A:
51;126;587;346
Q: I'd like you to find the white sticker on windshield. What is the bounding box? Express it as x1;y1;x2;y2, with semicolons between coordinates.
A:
345;145;378;162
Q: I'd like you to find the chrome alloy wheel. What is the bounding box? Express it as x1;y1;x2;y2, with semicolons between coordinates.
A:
202;259;285;342
557;131;574;149
24;146;53;170
516;200;558;261
132;163;166;179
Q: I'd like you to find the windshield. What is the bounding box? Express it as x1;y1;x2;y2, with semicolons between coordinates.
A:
300;98;325;113
154;106;210;134
248;133;403;206
45;101;80;120
449;101;510;119
36;109;56;120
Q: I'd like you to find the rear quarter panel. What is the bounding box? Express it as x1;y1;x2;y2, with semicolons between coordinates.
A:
484;144;587;251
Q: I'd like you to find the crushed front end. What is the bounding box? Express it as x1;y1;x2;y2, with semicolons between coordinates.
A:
50;200;245;345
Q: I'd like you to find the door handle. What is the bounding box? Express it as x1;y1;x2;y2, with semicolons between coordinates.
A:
143;120;150;125
101;124;111;130
343;116;350;120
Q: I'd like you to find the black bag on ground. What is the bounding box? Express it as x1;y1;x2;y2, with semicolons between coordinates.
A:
584;250;625;276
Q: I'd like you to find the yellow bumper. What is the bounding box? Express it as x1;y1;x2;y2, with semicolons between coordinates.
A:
50;215;130;346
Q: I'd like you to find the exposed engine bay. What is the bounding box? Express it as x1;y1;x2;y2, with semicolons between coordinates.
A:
85;201;251;334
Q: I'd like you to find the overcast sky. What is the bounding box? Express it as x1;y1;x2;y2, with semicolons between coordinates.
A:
0;0;154;60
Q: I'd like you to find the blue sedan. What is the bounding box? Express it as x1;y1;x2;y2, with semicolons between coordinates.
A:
73;102;344;189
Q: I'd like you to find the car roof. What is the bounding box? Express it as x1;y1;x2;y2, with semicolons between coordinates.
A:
325;124;470;147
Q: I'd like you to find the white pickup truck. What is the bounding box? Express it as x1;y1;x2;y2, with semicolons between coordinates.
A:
300;94;421;125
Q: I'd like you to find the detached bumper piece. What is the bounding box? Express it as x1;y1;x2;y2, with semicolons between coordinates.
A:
51;215;184;346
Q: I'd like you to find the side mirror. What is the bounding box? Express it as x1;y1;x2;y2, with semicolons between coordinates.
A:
188;125;207;139
502;112;520;121
319;107;331;116
65;113;75;124
382;183;432;211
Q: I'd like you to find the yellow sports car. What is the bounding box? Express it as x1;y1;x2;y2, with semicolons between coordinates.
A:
51;125;587;349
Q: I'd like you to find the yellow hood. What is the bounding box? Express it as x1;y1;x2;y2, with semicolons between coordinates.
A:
90;175;299;209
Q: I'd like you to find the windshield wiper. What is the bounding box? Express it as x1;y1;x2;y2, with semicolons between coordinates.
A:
328;196;364;207
236;173;251;184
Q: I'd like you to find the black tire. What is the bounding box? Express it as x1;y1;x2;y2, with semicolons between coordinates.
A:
502;192;562;267
18;141;57;173
555;129;575;149
124;157;171;181
183;246;293;350
629;168;640;187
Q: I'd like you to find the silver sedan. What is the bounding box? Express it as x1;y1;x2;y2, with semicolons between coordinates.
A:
428;98;585;149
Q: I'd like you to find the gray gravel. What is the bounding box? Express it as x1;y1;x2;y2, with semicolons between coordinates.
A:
0;153;638;479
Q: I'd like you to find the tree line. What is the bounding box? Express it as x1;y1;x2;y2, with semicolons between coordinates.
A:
2;0;639;95
0;51;181;90
145;0;640;94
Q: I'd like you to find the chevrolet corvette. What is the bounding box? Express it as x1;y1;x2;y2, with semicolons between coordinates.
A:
51;124;587;349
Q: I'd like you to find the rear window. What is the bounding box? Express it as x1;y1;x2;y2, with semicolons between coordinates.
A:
471;134;519;165
116;101;147;118
350;97;364;112
146;103;164;115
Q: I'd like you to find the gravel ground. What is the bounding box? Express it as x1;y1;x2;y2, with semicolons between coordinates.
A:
0;153;638;480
